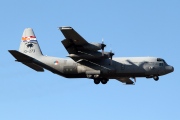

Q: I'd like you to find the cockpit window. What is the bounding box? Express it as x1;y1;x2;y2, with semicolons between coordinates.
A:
159;63;164;66
157;58;168;65
157;58;164;61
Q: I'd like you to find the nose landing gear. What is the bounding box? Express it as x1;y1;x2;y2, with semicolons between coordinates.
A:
153;76;159;81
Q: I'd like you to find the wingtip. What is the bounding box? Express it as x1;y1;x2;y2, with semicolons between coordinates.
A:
59;26;73;30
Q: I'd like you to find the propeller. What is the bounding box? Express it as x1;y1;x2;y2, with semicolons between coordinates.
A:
133;77;136;83
109;49;114;65
101;38;106;56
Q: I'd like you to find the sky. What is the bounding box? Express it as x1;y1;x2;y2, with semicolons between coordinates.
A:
0;0;180;120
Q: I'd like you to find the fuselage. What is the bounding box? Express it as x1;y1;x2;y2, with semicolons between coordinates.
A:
36;56;174;79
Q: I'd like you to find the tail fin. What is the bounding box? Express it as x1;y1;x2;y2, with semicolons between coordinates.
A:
19;28;43;58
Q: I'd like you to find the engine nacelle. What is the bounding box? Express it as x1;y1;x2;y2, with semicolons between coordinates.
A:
83;43;102;51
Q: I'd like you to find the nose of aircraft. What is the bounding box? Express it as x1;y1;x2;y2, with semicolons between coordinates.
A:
165;65;174;73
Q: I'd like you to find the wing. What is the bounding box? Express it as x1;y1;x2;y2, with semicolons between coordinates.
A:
60;26;88;45
59;26;110;61
116;77;134;85
60;26;89;54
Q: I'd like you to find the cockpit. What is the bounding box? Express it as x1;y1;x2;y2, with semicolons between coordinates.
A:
157;58;168;66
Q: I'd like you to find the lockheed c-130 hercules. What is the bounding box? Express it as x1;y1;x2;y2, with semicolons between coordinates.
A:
8;26;174;85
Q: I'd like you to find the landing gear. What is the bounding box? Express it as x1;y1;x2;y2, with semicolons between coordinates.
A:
94;78;108;84
153;76;159;81
94;79;100;84
101;79;108;84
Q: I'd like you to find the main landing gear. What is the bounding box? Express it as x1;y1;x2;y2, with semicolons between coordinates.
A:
94;78;108;84
94;79;101;84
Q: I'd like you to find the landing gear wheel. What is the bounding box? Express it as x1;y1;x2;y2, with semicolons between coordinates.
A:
94;79;100;84
153;76;159;81
101;79;108;84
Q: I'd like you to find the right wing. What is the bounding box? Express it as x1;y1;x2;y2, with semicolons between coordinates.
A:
60;26;89;54
60;26;88;45
59;27;110;62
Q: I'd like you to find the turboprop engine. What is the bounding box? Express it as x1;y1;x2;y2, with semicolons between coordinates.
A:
83;43;106;51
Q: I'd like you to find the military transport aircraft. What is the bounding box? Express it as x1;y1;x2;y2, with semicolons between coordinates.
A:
8;27;174;85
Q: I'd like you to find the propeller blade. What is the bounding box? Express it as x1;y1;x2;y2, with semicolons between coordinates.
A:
109;49;114;65
111;56;112;65
102;49;104;56
101;38;106;56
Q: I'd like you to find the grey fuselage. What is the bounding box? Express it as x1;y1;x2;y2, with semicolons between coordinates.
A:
34;55;174;79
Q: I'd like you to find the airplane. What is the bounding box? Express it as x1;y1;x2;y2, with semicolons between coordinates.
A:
8;27;174;85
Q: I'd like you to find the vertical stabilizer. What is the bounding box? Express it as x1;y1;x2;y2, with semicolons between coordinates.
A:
19;28;43;58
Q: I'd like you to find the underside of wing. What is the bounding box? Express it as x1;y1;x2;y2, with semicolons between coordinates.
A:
61;38;78;54
60;26;92;57
116;77;134;85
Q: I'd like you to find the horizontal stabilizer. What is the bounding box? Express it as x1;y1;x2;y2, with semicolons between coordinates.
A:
22;62;44;72
9;50;33;62
8;50;44;72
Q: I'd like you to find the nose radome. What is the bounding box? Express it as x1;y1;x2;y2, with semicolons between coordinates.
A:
166;66;174;73
172;66;174;72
